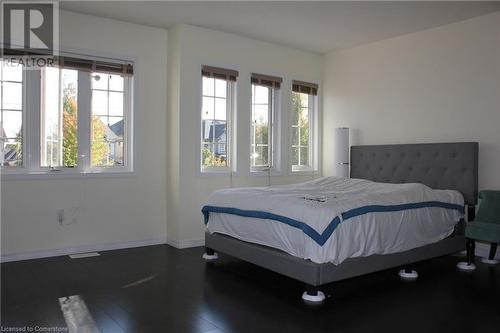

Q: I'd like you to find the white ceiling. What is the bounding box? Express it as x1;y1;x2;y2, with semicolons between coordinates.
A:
60;1;500;54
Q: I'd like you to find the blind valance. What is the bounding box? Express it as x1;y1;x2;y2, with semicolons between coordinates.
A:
59;56;133;76
1;48;134;76
292;80;318;96
251;73;282;89
201;65;238;81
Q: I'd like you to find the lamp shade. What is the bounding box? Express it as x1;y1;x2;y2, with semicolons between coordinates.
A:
333;127;349;178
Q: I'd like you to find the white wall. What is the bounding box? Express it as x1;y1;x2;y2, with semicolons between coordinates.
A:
1;11;168;260
323;12;500;192
168;24;324;246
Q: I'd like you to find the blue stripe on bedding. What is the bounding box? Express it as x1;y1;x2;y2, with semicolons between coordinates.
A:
201;201;465;246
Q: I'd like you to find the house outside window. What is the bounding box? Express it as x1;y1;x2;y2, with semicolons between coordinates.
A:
291;80;318;172
201;65;237;172
250;73;282;171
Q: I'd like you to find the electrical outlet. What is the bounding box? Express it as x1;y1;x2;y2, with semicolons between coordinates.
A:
69;206;79;224
57;209;64;225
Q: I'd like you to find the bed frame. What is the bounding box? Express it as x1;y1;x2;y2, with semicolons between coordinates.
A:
204;142;479;302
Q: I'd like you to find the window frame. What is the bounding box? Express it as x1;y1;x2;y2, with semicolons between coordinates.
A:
0;53;135;178
88;71;133;173
250;83;276;173
200;75;235;174
0;60;27;170
290;90;318;174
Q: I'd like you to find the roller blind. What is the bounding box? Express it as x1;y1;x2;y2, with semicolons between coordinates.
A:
251;73;282;89
201;65;238;81
292;80;318;96
1;48;134;76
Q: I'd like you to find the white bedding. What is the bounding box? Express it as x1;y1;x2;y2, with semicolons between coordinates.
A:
203;177;464;264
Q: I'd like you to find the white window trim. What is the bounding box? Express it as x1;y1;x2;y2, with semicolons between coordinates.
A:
250;84;273;172
290;91;319;174
200;77;236;174
0;52;135;179
0;66;30;175
87;72;134;174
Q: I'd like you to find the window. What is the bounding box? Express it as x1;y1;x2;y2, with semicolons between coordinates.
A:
91;73;126;167
0;52;133;175
41;67;78;167
201;76;228;168
291;80;318;171
250;73;281;171
0;60;23;167
251;84;272;169
201;66;237;171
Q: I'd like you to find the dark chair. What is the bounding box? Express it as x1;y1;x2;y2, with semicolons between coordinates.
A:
458;190;500;271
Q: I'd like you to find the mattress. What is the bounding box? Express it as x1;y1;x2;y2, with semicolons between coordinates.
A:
202;177;464;264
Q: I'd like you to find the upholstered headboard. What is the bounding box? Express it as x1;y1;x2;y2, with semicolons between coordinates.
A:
350;142;478;205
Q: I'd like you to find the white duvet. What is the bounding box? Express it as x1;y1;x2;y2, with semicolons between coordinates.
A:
203;177;464;264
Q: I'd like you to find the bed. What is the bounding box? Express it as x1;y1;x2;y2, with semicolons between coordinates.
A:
202;142;478;303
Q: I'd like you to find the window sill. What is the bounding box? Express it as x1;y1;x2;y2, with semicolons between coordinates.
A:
198;167;240;178
1;169;136;181
249;168;282;177
200;167;232;173
290;167;318;175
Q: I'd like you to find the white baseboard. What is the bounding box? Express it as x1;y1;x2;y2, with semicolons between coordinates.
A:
1;237;167;263
166;237;205;249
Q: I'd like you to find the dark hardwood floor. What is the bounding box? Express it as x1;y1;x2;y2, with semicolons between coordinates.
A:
1;244;499;333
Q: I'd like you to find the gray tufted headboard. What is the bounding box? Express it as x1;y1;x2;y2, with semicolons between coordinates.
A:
350;142;478;205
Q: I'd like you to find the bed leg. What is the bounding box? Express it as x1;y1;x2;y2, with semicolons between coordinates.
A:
398;267;418;281
202;247;219;261
457;238;476;271
467;206;476;223
481;243;498;265
467;238;475;265
301;284;325;304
